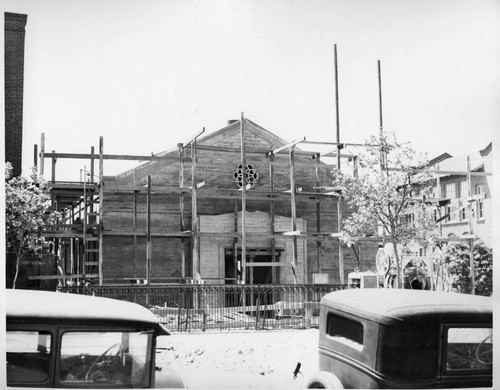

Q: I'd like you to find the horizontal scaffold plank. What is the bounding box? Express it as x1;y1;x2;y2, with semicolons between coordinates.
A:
101;231;341;240
41;231;99;239
42;151;191;163
102;231;191;238
29;274;99;280
103;186;339;201
245;262;290;267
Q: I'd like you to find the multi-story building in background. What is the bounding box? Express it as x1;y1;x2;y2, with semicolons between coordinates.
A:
429;142;493;247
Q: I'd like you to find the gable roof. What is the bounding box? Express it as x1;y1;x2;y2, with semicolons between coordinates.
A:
193;119;289;150
113;118;300;182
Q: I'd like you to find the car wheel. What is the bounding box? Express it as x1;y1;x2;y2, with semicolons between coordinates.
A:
306;371;344;389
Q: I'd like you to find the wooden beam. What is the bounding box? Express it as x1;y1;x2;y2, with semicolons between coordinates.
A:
245;262;290;267
289;146;298;284
104;187;340;201
388;167;492;177
191;133;200;282
42;151;192;162
269;137;306;156
29;274;98;280
302;140;371;148
98;136;104;286
178;143;186;279
146;175;152;289
102;231;191;237
40;133;45;176
183;127;205;147
240;113;247;285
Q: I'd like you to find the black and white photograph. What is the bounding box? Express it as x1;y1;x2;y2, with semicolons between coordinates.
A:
2;0;498;388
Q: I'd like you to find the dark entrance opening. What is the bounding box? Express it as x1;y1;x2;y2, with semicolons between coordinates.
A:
224;248;281;309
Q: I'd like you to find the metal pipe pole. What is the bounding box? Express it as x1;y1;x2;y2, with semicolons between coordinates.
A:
378;60;383;132
467;156;475;294
334;44;344;284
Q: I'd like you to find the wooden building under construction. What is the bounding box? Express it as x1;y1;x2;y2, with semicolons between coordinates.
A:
38;117;379;287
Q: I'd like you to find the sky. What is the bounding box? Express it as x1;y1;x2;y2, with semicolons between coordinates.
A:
3;0;500;181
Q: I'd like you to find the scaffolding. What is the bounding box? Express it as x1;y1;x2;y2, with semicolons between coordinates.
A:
34;116;364;287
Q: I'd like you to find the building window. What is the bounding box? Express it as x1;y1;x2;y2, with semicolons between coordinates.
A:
476;185;484;219
460;205;467;221
405;213;415;226
459;180;468;198
477;202;484;219
445;206;451;222
233;164;259;189
445;183;456;199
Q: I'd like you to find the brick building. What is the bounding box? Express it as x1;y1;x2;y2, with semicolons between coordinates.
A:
4;12;28;177
430;143;493;247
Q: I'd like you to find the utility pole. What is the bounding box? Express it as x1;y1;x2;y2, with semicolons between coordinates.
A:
467;156;475;294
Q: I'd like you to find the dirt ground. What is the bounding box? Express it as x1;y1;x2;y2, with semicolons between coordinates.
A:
156;328;320;389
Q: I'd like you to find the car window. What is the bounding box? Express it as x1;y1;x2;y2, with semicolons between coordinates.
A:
326;313;363;350
59;331;152;387
445;327;492;371
7;330;52;383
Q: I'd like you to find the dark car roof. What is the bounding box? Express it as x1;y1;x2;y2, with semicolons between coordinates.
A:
322;289;492;323
6;289;169;335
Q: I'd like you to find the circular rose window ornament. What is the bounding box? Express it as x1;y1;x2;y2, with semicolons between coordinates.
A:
233;164;259;189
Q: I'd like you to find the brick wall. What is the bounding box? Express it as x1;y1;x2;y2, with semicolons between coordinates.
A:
4;12;28;177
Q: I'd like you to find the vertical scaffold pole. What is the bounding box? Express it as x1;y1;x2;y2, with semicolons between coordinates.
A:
178;143;186;280
146;175;152;296
467;156;475;294
334;44;344;284
98;137;104;286
240;113;247;285
289;146;298;284
40;133;45;177
191;135;200;283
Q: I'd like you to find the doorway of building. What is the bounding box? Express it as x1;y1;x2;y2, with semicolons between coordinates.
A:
224;248;281;307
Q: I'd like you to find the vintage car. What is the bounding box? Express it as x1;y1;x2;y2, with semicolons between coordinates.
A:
306;289;492;389
6;289;186;388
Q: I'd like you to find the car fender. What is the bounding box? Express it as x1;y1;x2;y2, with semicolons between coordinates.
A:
155;366;187;388
306;371;344;389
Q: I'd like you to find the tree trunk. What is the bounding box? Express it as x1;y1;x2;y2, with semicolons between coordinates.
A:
13;253;21;289
391;238;401;289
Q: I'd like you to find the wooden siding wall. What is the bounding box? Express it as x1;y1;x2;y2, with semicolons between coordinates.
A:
101;124;379;284
199;212;307;284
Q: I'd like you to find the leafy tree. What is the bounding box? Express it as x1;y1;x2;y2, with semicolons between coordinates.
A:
336;132;439;288
5;162;59;288
443;240;492;296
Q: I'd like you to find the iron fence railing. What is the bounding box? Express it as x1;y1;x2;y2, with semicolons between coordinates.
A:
60;284;346;332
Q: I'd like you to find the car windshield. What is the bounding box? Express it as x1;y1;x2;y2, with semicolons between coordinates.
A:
445;326;493;371
59;330;153;388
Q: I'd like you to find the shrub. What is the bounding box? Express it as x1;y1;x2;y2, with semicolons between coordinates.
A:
443;241;492;296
